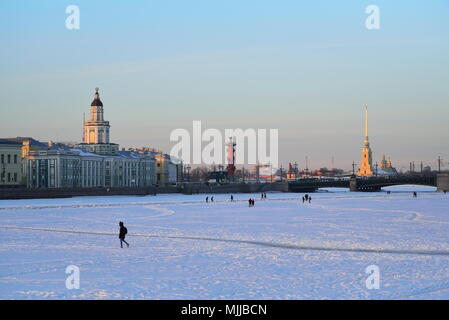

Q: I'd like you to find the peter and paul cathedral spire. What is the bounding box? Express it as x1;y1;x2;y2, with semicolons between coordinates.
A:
357;105;373;176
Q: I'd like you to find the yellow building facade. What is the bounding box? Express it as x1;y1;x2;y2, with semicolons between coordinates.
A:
0;139;23;186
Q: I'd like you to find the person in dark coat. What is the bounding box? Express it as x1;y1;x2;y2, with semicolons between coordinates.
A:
308;196;312;203
119;221;129;248
211;196;214;202
206;196;209;203
231;195;234;202
302;196;305;203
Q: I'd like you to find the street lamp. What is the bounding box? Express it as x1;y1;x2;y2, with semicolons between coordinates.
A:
185;165;191;183
352;161;357;177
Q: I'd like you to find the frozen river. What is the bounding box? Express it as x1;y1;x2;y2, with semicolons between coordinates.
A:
1;186;448;299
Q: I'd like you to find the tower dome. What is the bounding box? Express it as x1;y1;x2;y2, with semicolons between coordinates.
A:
91;87;103;106
83;87;110;145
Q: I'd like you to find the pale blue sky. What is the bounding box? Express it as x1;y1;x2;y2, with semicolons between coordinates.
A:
0;0;448;170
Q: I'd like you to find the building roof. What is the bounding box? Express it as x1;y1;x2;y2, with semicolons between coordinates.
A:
91;88;103;106
0;139;22;146
117;150;149;160
91;99;103;107
1;137;47;148
70;148;103;157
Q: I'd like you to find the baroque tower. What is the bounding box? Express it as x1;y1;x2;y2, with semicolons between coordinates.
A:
357;105;373;176
83;88;110;144
79;88;118;155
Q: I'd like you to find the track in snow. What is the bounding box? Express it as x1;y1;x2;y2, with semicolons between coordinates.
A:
2;225;449;257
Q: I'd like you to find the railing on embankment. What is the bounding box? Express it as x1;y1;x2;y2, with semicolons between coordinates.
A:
0;182;290;200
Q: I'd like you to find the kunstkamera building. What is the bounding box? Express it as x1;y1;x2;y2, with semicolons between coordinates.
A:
26;89;179;189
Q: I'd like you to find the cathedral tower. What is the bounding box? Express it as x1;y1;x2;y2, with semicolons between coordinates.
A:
357;105;373;177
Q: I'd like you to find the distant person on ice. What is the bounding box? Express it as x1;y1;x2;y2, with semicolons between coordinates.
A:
231;195;234;202
206;196;209;203
119;221;129;248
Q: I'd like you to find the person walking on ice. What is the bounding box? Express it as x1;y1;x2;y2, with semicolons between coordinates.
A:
119;221;129;248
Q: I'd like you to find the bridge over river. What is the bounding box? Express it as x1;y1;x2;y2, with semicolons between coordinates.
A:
288;173;449;193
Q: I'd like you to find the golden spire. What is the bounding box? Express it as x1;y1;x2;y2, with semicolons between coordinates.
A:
364;104;369;139
357;104;373;177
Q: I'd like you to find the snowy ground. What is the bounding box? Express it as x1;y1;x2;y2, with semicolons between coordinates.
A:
1;185;449;299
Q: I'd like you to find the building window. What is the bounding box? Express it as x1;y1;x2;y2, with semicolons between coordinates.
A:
7;154;11;164
14;154;18;164
1;154;3;163
14;172;17;182
7;172;11;182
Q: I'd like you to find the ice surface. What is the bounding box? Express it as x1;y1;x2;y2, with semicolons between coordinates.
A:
1;186;448;299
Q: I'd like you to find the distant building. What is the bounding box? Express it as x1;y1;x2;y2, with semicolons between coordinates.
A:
286;162;299;179
1;137;48;184
26;88;156;189
1;137;48;158
135;148;182;186
357;105;373;177
23;88;183;189
0;139;22;186
26;148;155;188
379;154;397;174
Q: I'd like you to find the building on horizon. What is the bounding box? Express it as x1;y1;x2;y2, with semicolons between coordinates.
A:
0;139;22;186
25;88;181;189
0;137;48;185
379;154;397;175
357;105;374;177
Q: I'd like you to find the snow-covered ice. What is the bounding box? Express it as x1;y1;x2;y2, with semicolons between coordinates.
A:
1;186;449;299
